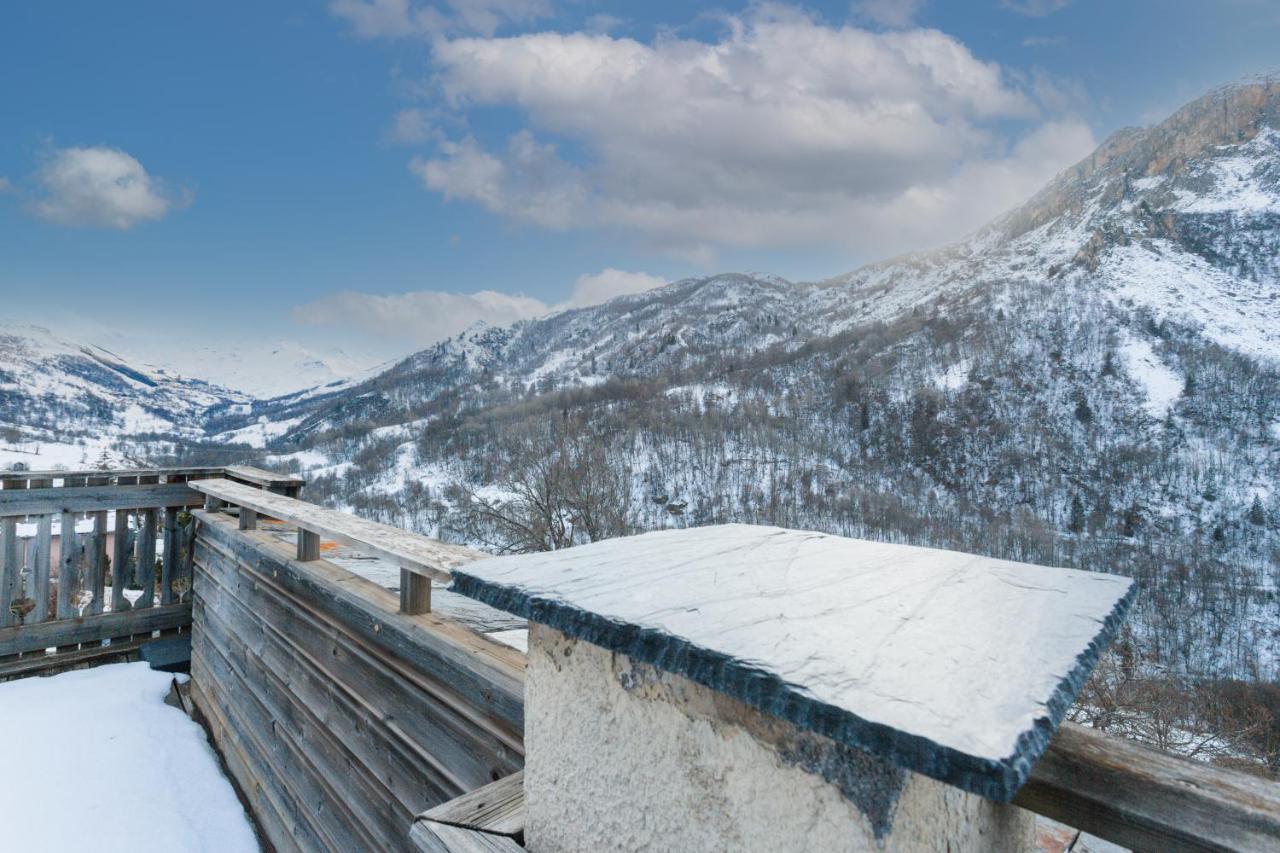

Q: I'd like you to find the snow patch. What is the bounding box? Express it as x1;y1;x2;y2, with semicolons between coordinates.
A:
0;663;259;853
1120;337;1182;418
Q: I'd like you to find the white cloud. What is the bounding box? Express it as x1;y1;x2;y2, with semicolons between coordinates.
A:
1001;0;1073;17
30;146;184;229
387;108;434;143
293;289;547;346
330;0;551;38
851;0;925;29
412;7;1094;260
565;268;665;308
294;268;667;346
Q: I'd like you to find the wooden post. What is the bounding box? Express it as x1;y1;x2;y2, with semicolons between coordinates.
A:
400;568;431;615
204;495;225;513
0;479;25;628
86;475;109;615
297;529;320;562
56;509;79;620
239;508;257;531
31;478;52;623
160;507;180;606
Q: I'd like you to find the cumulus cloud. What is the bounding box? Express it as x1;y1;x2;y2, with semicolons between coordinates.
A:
1001;0;1073;17
293;268;665;346
409;7;1093;260
851;0;925;29
387;108;434;143
30;146;184;229
330;0;551;38
565;268;665;308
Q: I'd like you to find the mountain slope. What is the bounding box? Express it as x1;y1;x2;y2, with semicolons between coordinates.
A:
0;323;247;470
219;78;1280;686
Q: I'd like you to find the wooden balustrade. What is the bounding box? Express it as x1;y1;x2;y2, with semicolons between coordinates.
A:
0;465;302;679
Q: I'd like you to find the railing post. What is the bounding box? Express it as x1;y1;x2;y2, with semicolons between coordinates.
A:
239;508;257;531
399;569;431;615
297;529;320;562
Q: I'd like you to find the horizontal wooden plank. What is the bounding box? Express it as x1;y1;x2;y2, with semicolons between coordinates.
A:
195;512;524;733
0;467;223;483
223;465;306;491
192;510;524;853
410;822;524;853
0;636;148;681
191;479;482;583
193;536;517;795
1015;720;1280;852
0;482;203;516
419;772;524;839
0;603;192;656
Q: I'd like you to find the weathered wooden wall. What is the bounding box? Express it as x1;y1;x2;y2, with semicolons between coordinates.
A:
189;510;525;853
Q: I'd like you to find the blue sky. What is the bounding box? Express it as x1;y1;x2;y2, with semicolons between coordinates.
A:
1;0;1277;382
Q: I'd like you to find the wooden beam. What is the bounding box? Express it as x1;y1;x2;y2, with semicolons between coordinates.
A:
0;466;223;483
297;529;320;562
417;771;525;839
410;822;525;853
190;479;482;583
0;479;24;628
1015;721;1280;853
0;636;148;681
401;568;432;615
0;603;191;656
86;475;109;615
223;465;306;495
0;482;203;516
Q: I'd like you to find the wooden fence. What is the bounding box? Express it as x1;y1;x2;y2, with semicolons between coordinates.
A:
0;465;302;679
189;492;524;853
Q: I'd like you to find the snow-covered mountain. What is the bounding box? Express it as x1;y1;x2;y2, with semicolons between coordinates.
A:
217;78;1280;685
0;323;247;470
2;78;1278;684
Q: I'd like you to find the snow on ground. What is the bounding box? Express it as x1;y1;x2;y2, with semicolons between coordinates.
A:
0;663;259;853
1120;336;1183;418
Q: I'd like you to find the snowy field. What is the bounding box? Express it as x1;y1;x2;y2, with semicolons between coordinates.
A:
0;663;259;853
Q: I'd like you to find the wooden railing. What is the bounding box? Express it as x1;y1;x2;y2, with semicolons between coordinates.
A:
190;477;481;615
0;465;303;678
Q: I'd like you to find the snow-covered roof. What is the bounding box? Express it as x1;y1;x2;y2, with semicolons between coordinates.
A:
451;524;1135;801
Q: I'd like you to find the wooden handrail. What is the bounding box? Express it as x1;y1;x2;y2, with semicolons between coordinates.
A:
0;481;204;516
189;479;482;614
0;466;224;482
223;465;305;494
1016;720;1280;852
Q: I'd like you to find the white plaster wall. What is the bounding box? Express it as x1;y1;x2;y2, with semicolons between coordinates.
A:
525;623;1035;853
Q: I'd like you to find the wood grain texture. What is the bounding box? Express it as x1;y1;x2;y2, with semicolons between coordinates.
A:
0;636;148;681
0;480;23;628
223;465;306;492
0;482;203;516
409;822;525;853
1016;720;1280;852
190;479;481;582
418;771;525;838
0;603;191;656
189;511;523;853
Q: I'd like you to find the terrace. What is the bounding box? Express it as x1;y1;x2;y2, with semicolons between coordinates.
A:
0;465;1276;852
